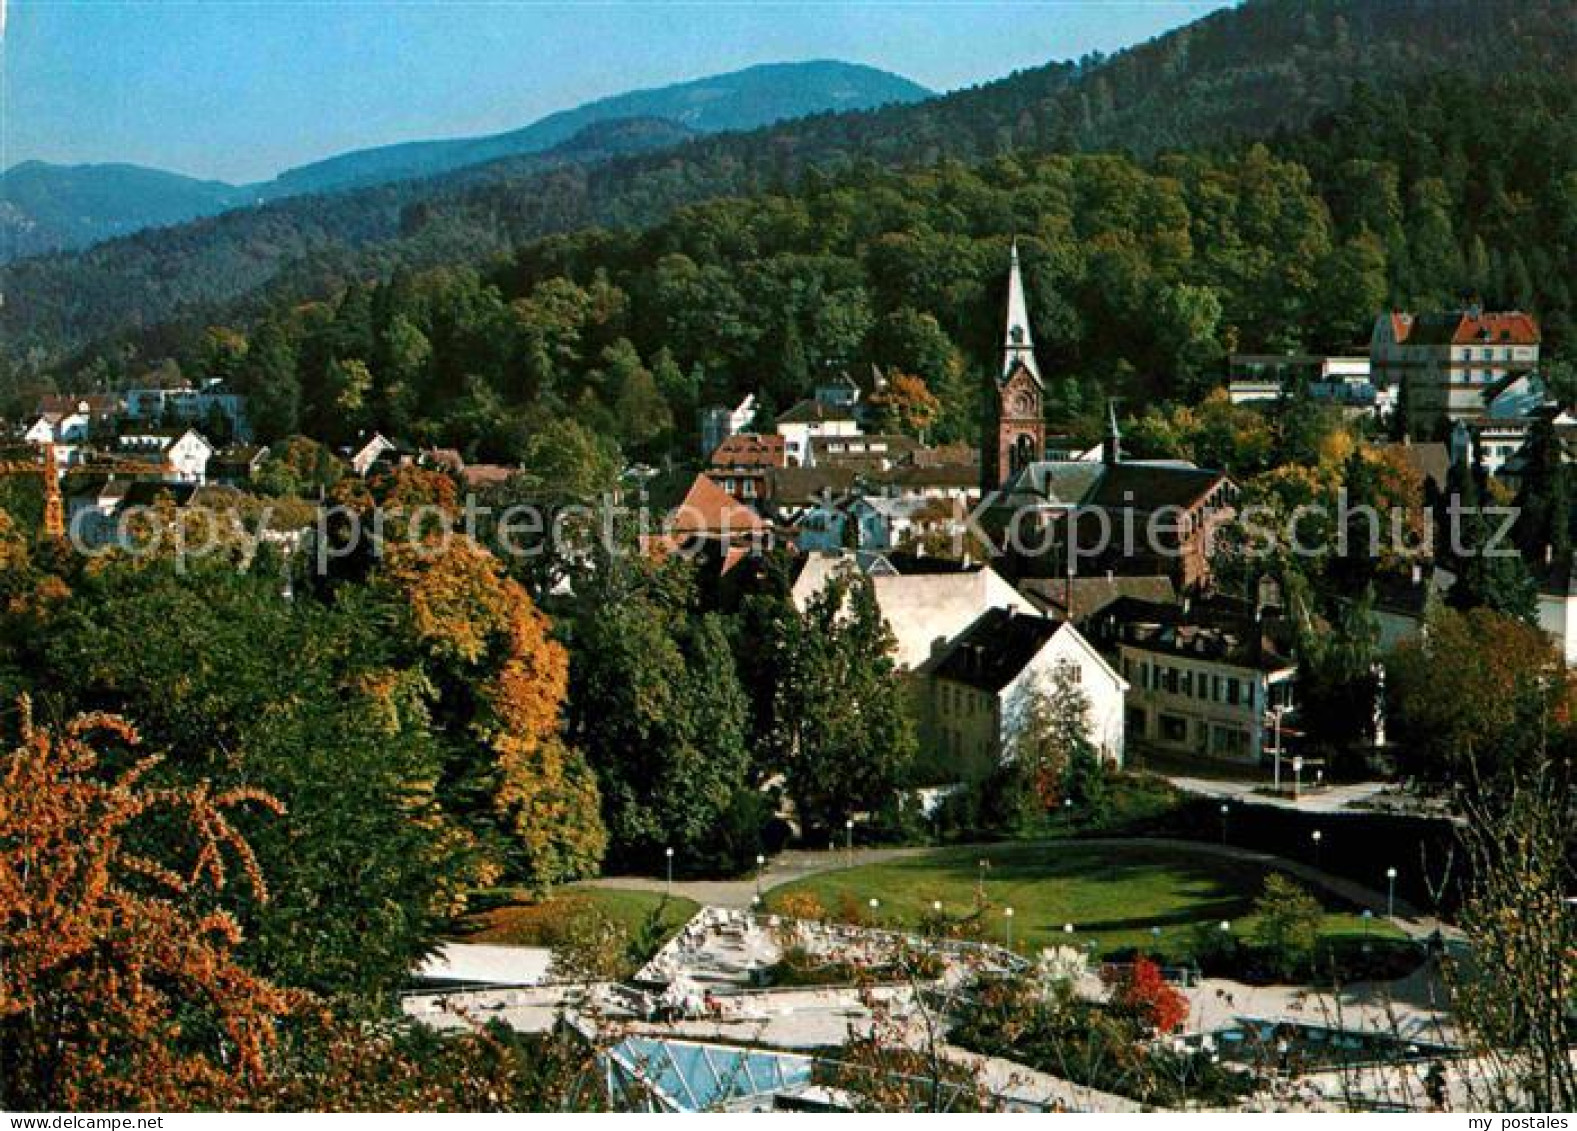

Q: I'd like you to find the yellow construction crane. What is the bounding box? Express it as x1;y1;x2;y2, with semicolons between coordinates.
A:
0;442;173;542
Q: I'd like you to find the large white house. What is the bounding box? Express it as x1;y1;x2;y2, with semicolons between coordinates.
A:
791;551;1033;671
1090;597;1296;765
775;399;861;467
928;607;1128;776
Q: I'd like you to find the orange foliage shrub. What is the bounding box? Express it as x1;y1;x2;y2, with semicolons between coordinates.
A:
0;700;291;1110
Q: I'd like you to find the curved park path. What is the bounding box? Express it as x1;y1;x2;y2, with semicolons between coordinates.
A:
581;837;1457;942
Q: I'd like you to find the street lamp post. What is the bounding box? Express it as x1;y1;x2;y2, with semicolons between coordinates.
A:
1386;867;1398;918
1269;705;1286;791
868;897;880;925
755;853;766;899
845;818;854;866
1219;803;1229;844
977;858;989;906
665;846;674;895
1292;755;1304;799
1004;906;1015;951
1311;829;1323;869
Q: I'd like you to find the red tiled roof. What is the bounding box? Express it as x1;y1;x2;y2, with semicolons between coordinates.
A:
709;433;786;469
669;473;768;535
1391;310;1541;347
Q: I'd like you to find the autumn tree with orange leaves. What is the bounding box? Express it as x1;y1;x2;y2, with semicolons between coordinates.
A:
375;536;606;889
0;701;291;1110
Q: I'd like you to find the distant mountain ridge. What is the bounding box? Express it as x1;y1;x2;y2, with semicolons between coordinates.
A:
0;60;930;261
5;0;1575;369
266;60;931;197
0;161;247;262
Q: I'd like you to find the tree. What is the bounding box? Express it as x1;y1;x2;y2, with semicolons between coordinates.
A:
32;562;489;998
1295;585;1381;761
1249;874;1323;980
241;320;301;442
373;537;607;889
567;564;753;870
870;371;941;439
1004;664;1098;818
0;701;290;1111
1387;605;1571;785
1101;956;1188;1035
767;571;918;833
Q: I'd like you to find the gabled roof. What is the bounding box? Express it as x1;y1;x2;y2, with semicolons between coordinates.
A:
669;474;767;536
931;607;1062;693
709;432;786;469
790;551;1033;670
37;393;121;416
1094;597;1294;673
775;398;857;426
1020;574;1178;621
994;459;1229;513
767;466;860;507
1086;463;1228;511
1392;310;1541;347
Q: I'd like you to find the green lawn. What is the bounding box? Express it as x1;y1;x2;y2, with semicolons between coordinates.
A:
461;886;700;952
764;841;1403;961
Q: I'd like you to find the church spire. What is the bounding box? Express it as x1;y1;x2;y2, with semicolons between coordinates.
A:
1002;239;1041;384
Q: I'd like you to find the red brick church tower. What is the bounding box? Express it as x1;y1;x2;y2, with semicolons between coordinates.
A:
984;241;1047;489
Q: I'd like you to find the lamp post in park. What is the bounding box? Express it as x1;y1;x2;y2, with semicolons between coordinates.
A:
1219;803;1230;844
665;846;674;895
1004;906;1015;951
845;819;854;866
1292;756;1304;799
1269;705;1287;791
1386;867;1398;917
1311;829;1323;869
755;853;766;899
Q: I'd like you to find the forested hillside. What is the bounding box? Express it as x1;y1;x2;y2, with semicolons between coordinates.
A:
4;0;1572;375
37;65;1561;473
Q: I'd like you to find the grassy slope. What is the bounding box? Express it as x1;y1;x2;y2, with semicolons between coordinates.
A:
765;841;1402;959
461;887;700;949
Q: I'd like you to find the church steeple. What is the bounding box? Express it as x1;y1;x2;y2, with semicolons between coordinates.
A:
1104;399;1123;465
1002;239;1041;384
986;241;1048;491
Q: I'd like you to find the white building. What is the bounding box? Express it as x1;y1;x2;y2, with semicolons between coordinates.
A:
699;394;757;459
775;399;861;467
791;551;1032;672
125;379;251;442
1091;597;1296;765
1372;309;1541;435
115;427;215;484
928;607;1127;776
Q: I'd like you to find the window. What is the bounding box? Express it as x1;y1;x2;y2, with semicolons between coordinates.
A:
1055;659;1082;685
1159;714;1188;744
1226;679;1241;707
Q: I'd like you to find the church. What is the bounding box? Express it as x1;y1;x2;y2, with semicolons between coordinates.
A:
980;242;1238;593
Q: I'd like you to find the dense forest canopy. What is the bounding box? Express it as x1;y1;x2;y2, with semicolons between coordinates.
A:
11;66;1570;468
3;0;1573;384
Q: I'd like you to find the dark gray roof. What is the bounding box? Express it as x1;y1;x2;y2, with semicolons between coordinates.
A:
932;607;1063;693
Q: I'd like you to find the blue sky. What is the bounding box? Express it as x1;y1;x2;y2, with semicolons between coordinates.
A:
0;1;1229;184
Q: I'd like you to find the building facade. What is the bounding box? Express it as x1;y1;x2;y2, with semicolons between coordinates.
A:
1371;310;1541;435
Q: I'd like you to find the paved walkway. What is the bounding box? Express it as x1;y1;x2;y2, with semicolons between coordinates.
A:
1165;776;1394;814
583;837;1457;941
